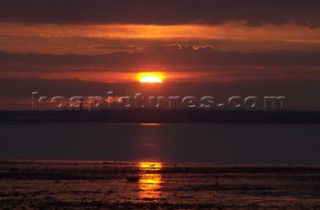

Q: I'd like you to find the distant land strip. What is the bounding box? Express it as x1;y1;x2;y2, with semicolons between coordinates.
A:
0;110;320;124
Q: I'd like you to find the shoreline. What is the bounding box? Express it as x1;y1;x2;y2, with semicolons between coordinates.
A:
1;110;320;124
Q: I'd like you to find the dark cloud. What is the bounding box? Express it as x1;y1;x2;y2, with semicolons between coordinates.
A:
0;0;319;28
1;47;320;72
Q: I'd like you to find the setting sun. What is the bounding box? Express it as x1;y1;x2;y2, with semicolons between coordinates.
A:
138;73;164;83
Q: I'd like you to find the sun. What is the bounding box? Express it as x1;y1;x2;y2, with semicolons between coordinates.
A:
138;72;164;83
140;76;162;83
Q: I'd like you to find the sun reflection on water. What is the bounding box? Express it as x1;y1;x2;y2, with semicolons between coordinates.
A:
139;123;161;127
140;162;162;169
138;162;162;199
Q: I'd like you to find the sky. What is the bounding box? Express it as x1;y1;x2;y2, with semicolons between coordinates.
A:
0;0;320;110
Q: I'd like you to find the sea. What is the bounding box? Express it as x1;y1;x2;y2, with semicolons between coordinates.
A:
1;123;320;208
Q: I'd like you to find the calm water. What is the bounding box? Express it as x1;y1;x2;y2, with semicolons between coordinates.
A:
0;123;320;164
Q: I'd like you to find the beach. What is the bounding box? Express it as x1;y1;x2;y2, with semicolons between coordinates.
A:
1;160;320;209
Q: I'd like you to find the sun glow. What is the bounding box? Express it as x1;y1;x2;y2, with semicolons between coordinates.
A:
138;73;164;83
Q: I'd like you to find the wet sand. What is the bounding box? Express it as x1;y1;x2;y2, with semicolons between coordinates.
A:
1;160;320;209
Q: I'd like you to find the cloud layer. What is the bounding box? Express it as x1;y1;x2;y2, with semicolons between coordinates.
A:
0;0;319;28
1;47;320;69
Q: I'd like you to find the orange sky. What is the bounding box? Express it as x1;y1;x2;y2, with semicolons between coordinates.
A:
0;22;320;54
0;0;320;110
